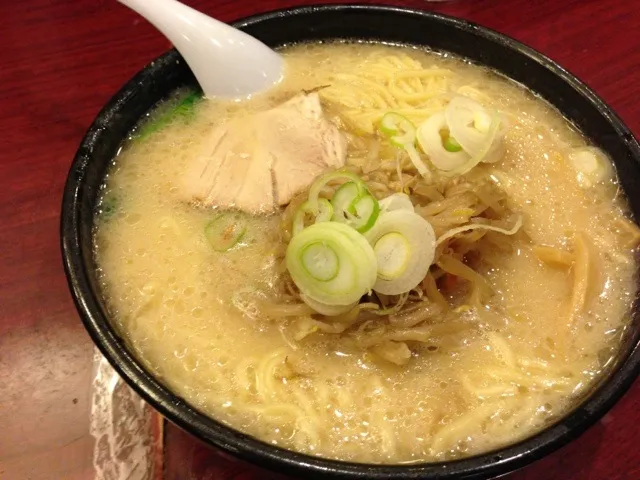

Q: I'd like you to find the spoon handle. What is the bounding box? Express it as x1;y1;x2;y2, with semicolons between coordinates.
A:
118;0;283;98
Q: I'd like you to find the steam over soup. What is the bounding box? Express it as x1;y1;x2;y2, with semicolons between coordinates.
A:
94;43;639;464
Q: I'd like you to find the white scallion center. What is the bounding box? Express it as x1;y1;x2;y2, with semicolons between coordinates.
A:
374;232;410;280
302;242;340;281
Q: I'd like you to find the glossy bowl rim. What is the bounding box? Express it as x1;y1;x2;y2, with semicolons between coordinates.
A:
61;4;640;479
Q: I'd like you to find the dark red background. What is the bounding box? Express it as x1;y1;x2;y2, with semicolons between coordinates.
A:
0;1;638;479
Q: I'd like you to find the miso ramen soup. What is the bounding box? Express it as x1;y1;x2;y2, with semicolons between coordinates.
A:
94;42;639;464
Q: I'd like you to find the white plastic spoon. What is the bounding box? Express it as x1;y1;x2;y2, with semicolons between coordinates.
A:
117;0;284;99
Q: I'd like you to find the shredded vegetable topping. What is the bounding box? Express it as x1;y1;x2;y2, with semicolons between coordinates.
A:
273;162;530;360
436;215;523;246
280;164;525;324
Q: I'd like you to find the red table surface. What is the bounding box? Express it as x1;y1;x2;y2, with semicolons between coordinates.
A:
1;1;638;479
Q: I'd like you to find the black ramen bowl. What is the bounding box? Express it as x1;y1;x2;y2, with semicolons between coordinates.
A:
61;4;640;479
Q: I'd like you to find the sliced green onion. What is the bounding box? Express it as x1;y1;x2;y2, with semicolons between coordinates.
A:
380;112;416;148
418;111;501;177
350;194;380;232
301;242;340;281
448;112;501;175
417;112;471;172
305;171;380;233
286;222;377;307
309;170;367;214
405;143;431;178
445;96;491;155
445;96;505;164
365;210;436;295
331;181;380;233
316;199;334;222
99;193;119;220
417;95;507;175
473;110;492;133
568;147;613;188
292;198;333;236
331;182;361;216
136;90;202;141
380;112;430;178
306;170;366;215
374;232;411;280
205;212;247;252
443;135;463;152
379;193;414;213
301;294;358;316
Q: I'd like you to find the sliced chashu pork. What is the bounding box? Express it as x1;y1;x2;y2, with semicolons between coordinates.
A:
181;92;346;213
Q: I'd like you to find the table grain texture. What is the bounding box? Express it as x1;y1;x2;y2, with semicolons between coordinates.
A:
0;0;638;479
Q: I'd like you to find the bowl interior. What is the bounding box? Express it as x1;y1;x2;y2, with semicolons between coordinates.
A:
61;5;640;480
